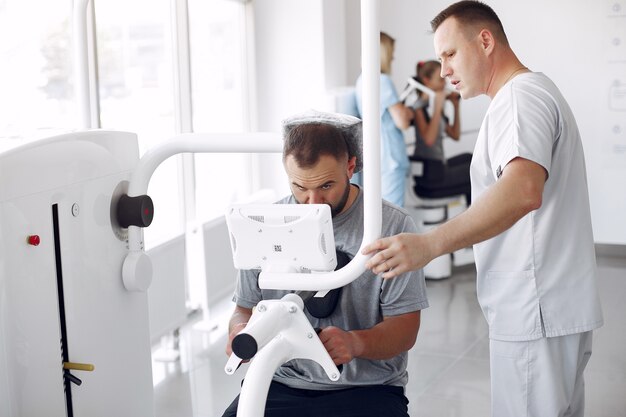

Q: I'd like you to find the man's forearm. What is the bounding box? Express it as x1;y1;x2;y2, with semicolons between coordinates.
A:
428;157;545;258
228;308;252;333
350;312;420;360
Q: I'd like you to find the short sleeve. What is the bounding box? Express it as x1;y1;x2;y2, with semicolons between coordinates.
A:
380;74;400;114
488;81;558;180
379;206;429;316
232;269;263;308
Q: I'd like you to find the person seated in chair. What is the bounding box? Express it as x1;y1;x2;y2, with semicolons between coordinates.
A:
410;59;472;205
222;110;428;417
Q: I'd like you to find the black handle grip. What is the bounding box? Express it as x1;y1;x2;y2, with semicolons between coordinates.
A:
116;194;154;228
232;333;258;360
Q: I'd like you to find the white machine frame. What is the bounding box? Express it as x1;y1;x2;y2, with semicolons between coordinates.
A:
0;131;154;416
399;77;436;103
224;294;342;416
0;1;384;416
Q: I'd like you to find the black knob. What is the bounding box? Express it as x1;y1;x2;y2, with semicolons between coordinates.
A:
116;194;154;228
64;371;82;386
232;333;258;360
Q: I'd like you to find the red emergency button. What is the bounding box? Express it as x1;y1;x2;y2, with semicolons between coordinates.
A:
27;235;41;246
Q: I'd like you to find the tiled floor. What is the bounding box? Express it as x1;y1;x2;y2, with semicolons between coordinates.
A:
152;253;626;417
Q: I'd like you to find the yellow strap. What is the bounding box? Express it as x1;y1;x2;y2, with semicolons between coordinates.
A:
63;362;95;372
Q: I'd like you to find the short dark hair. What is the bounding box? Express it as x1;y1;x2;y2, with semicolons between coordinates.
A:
431;1;508;45
283;123;350;168
416;60;441;83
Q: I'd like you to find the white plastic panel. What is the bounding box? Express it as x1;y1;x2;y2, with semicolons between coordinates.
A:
0;131;154;416
147;234;188;343
0;195;66;416
57;179;154;416
203;217;238;309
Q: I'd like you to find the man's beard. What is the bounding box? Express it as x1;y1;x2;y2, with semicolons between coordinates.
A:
330;179;351;217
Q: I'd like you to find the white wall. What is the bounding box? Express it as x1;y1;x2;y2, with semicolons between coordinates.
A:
251;0;325;195
322;0;350;89
477;0;625;244
251;0;355;195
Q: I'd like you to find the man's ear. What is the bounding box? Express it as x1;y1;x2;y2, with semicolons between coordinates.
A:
479;29;495;56
346;156;357;178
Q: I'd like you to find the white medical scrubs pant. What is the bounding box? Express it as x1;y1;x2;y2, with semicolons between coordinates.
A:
490;331;593;417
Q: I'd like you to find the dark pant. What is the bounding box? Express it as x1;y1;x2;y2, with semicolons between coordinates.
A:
222;381;409;417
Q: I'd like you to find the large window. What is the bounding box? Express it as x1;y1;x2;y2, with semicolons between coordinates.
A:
188;0;251;223
0;0;74;139
95;0;179;247
1;0;252;246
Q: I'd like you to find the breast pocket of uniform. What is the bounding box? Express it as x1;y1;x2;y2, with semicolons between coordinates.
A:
480;270;543;341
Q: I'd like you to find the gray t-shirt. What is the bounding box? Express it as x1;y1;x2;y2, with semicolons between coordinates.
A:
233;187;429;390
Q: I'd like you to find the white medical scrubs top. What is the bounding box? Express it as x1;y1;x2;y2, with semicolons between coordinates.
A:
471;72;604;342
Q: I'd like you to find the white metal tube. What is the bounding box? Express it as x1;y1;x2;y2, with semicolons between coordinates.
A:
258;0;381;291
73;0;92;129
259;254;370;291
126;133;283;197
237;337;292;417
171;0;193;134
360;0;382;248
125;133;282;253
171;0;197;229
236;302;292;356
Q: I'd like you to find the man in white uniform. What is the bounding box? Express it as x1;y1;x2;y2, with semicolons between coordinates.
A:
363;1;604;416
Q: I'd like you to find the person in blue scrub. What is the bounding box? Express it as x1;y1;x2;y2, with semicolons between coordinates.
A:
355;32;415;207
